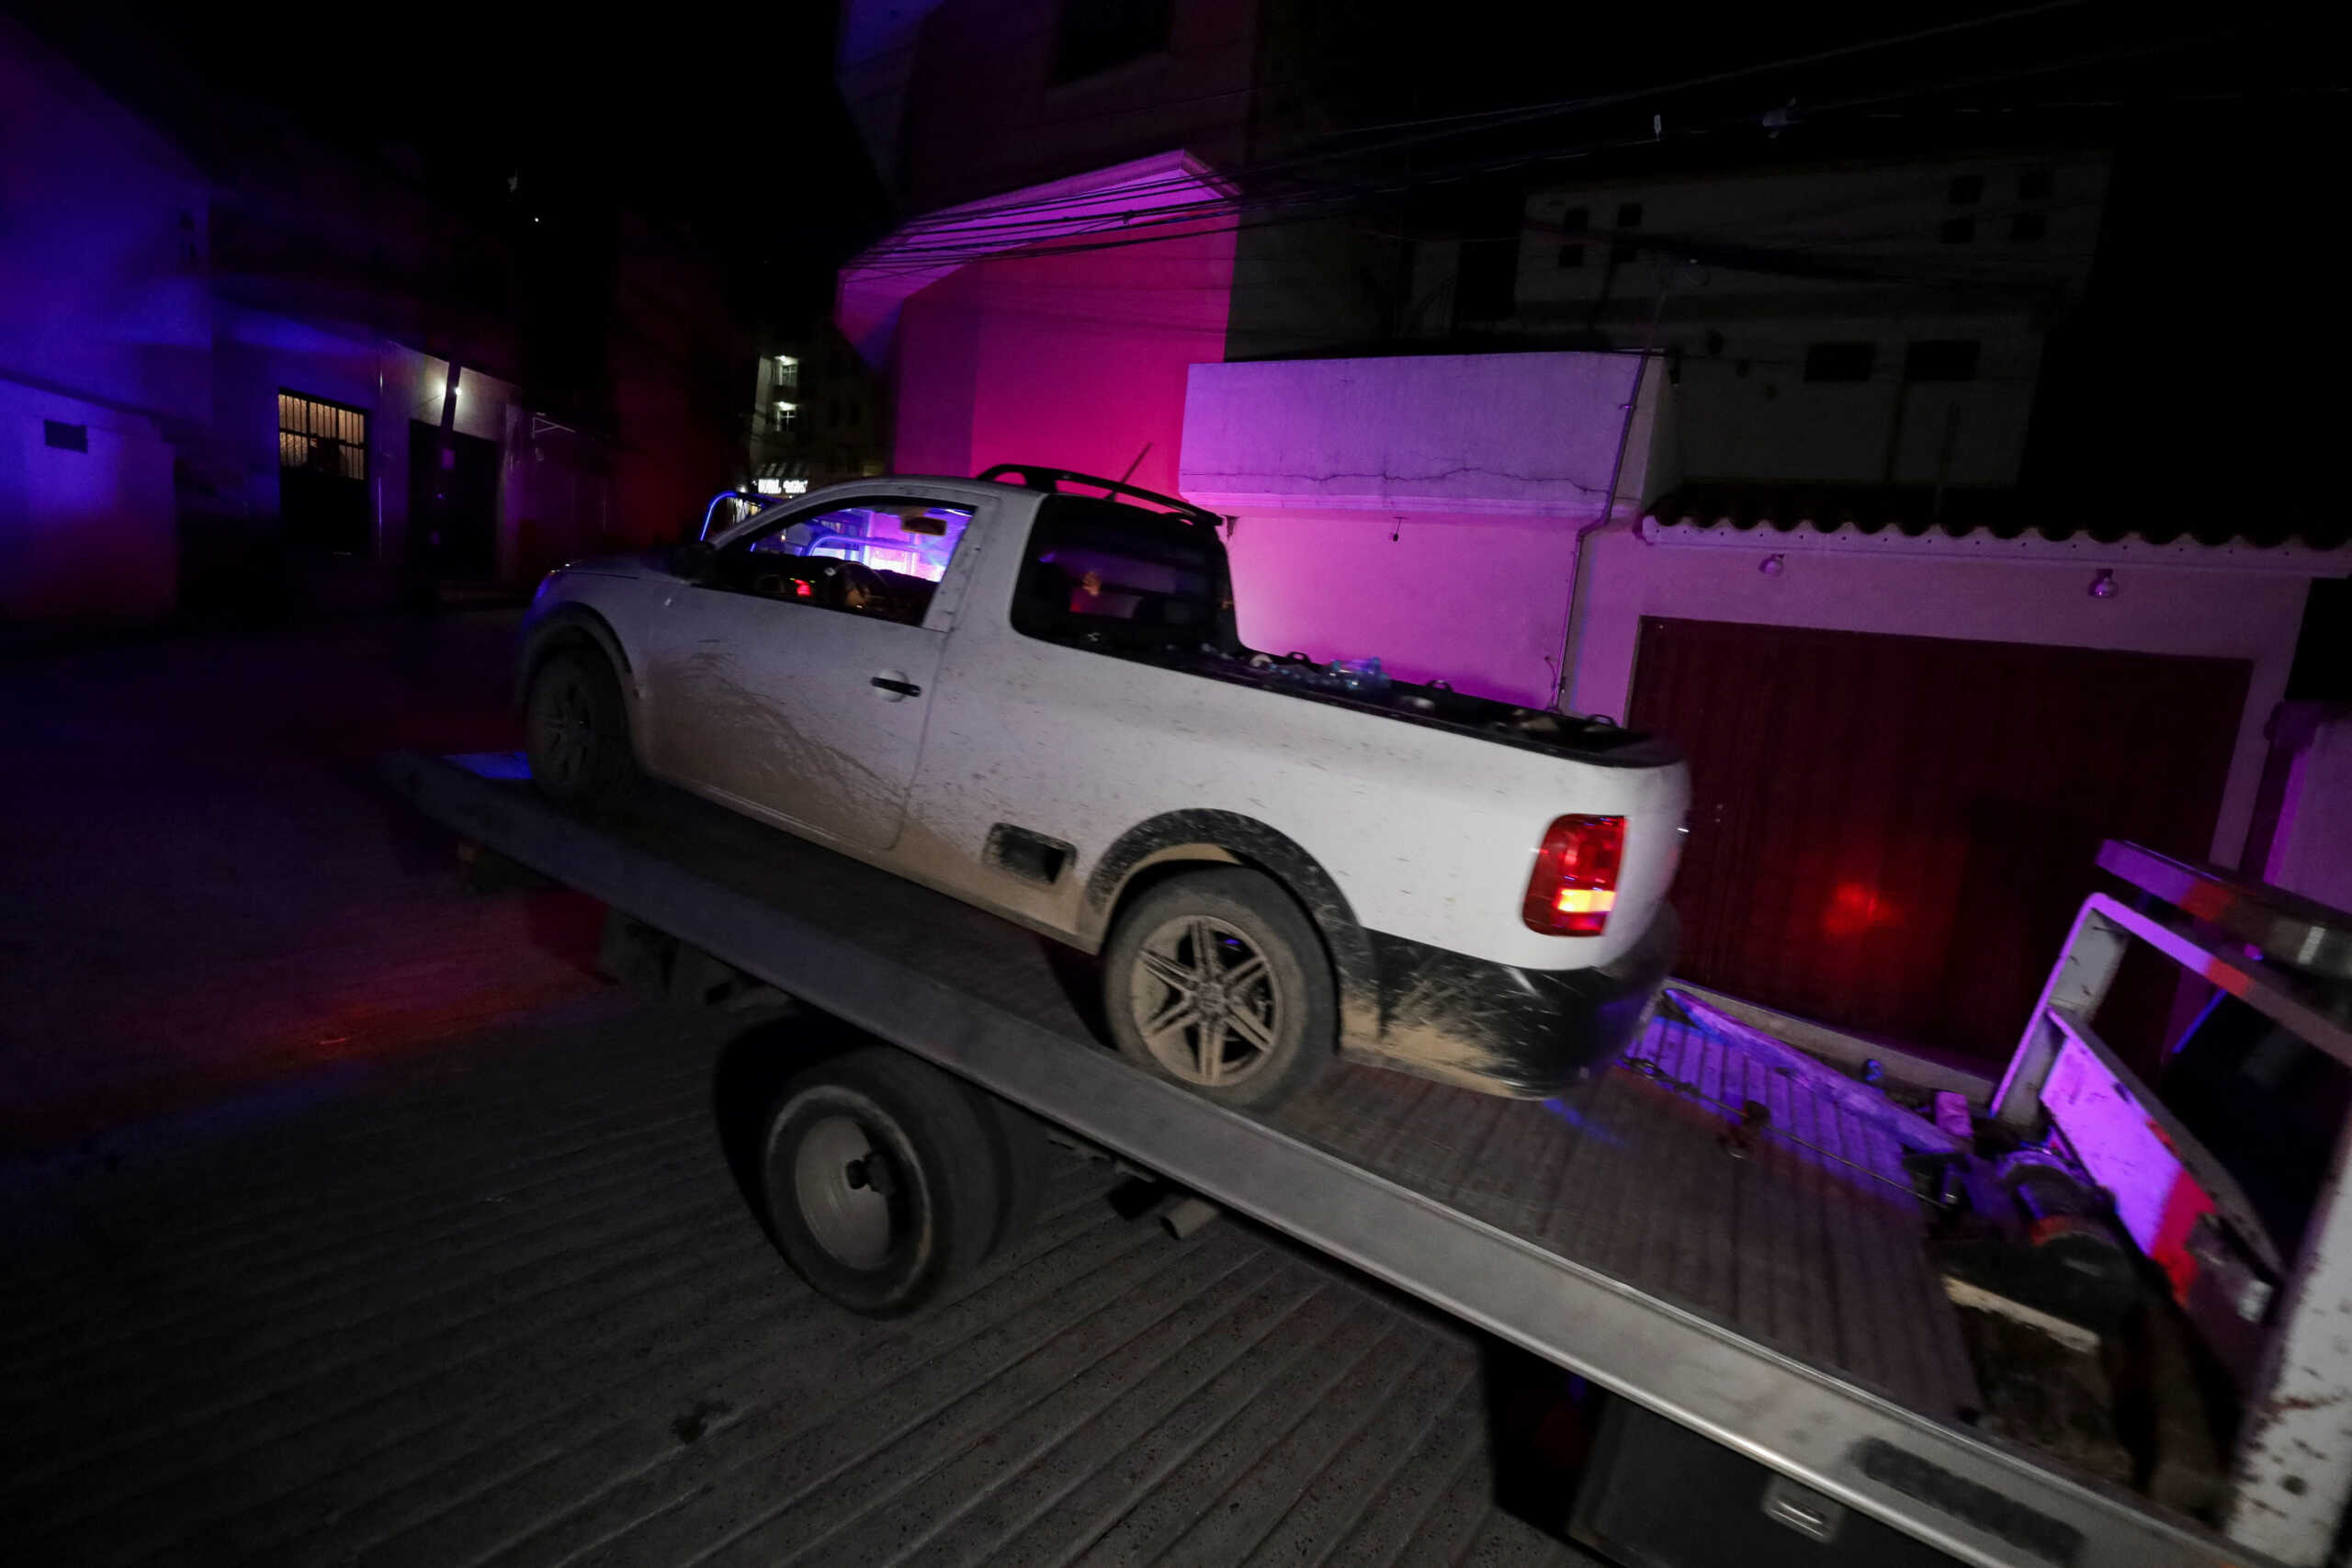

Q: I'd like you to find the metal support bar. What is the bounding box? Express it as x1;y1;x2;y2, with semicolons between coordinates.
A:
382;753;2278;1568
2228;1096;2352;1563
1996;895;2352;1129
1995;903;2131;1128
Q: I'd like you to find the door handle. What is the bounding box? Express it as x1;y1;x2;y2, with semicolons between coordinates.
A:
870;674;922;699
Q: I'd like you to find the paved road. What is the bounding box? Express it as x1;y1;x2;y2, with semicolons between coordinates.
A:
0;618;1600;1566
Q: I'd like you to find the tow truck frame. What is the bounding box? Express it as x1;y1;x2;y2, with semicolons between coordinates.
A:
386;750;2352;1568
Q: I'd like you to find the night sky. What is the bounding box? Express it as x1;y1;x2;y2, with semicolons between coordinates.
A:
7;0;888;327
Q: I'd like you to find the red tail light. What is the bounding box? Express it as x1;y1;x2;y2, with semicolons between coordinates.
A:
1522;815;1624;936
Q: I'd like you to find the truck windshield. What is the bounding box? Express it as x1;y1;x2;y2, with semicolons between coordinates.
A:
1011;495;1236;656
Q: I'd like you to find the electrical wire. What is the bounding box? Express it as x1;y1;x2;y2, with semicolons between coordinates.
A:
848;0;2120;239
846;34;2229;286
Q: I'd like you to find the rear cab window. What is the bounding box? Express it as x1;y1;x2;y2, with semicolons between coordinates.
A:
1010;495;1237;658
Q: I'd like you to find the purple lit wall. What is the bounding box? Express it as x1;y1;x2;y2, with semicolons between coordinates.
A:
1222;513;1582;705
0;15;209;620
1181;353;1649;705
2256;709;2352;914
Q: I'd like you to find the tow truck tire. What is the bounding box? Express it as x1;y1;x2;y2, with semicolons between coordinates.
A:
1104;867;1335;1111
758;1047;1001;1316
984;1097;1050;1259
524;648;636;810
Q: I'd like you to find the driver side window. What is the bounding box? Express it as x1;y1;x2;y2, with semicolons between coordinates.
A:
715;498;974;627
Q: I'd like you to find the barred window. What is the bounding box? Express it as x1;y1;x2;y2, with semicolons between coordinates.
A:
277;391;368;480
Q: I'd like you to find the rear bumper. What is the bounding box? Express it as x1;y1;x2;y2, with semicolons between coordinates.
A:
1364;904;1679;1098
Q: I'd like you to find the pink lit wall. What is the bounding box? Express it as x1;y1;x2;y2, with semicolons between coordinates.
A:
1181;352;1649;705
2257;708;2352;915
890;219;1237;500
1224;512;1581;705
1567;526;2314;865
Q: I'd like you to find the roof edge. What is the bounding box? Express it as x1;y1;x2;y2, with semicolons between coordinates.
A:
1638;515;2352;575
836;149;1234;366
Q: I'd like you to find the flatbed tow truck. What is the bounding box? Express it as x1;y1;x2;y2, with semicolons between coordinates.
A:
385;750;2352;1568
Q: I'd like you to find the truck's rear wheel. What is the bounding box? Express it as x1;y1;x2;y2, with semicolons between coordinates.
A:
524;648;636;809
758;1047;1002;1315
1103;868;1334;1110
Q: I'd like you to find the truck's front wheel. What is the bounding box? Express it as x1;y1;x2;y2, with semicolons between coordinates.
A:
1103;868;1334;1110
524;648;636;809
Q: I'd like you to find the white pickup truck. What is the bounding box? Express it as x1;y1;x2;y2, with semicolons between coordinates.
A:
516;465;1689;1108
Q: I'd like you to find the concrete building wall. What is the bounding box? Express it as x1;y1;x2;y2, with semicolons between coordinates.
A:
0;15;208;623
0;381;176;623
0;18;212;435
2254;707;2352;916
1508;153;2109;491
1182;351;1654;706
1224;511;1586;705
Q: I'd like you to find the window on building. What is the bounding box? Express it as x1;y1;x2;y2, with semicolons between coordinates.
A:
2018;168;2055;202
2010;211;2048;243
1804;342;1877;383
42;420;87;453
1904;340;1981;382
278;390;371;554
1555;205;1589;268
1051;0;1171;83
1612;201;1645;264
774;401;798;431
278;391;367;480
774;354;799;390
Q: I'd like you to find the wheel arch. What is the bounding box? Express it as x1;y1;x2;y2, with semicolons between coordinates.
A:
515;604;635;712
1082;810;1379;1047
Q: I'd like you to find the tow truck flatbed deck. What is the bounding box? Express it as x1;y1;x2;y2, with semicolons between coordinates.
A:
384;750;2270;1568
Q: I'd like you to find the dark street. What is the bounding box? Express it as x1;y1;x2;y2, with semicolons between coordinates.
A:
0;617;1584;1566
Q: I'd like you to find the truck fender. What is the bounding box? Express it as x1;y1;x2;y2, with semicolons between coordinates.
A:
1082;809;1380;1049
515;604;635;712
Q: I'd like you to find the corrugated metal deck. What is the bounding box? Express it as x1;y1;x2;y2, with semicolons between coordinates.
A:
0;997;1593;1567
588;773;1975;1421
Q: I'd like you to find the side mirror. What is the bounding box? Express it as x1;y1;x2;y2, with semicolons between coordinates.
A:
669;540;718;583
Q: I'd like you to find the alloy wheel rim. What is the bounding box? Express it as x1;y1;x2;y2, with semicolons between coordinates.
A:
535;677;591;785
1130;915;1283;1087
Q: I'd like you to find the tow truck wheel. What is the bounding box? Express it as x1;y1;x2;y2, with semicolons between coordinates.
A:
524;649;636;809
1104;868;1335;1110
758;1047;1003;1316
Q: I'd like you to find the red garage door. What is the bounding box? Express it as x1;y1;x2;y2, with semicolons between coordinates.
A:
1629;618;2249;1068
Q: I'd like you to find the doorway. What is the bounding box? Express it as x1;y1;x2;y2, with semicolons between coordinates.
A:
406;422;502;580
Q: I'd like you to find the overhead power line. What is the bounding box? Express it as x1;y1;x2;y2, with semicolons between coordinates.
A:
865;0;2115;239
852;29;2233;285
